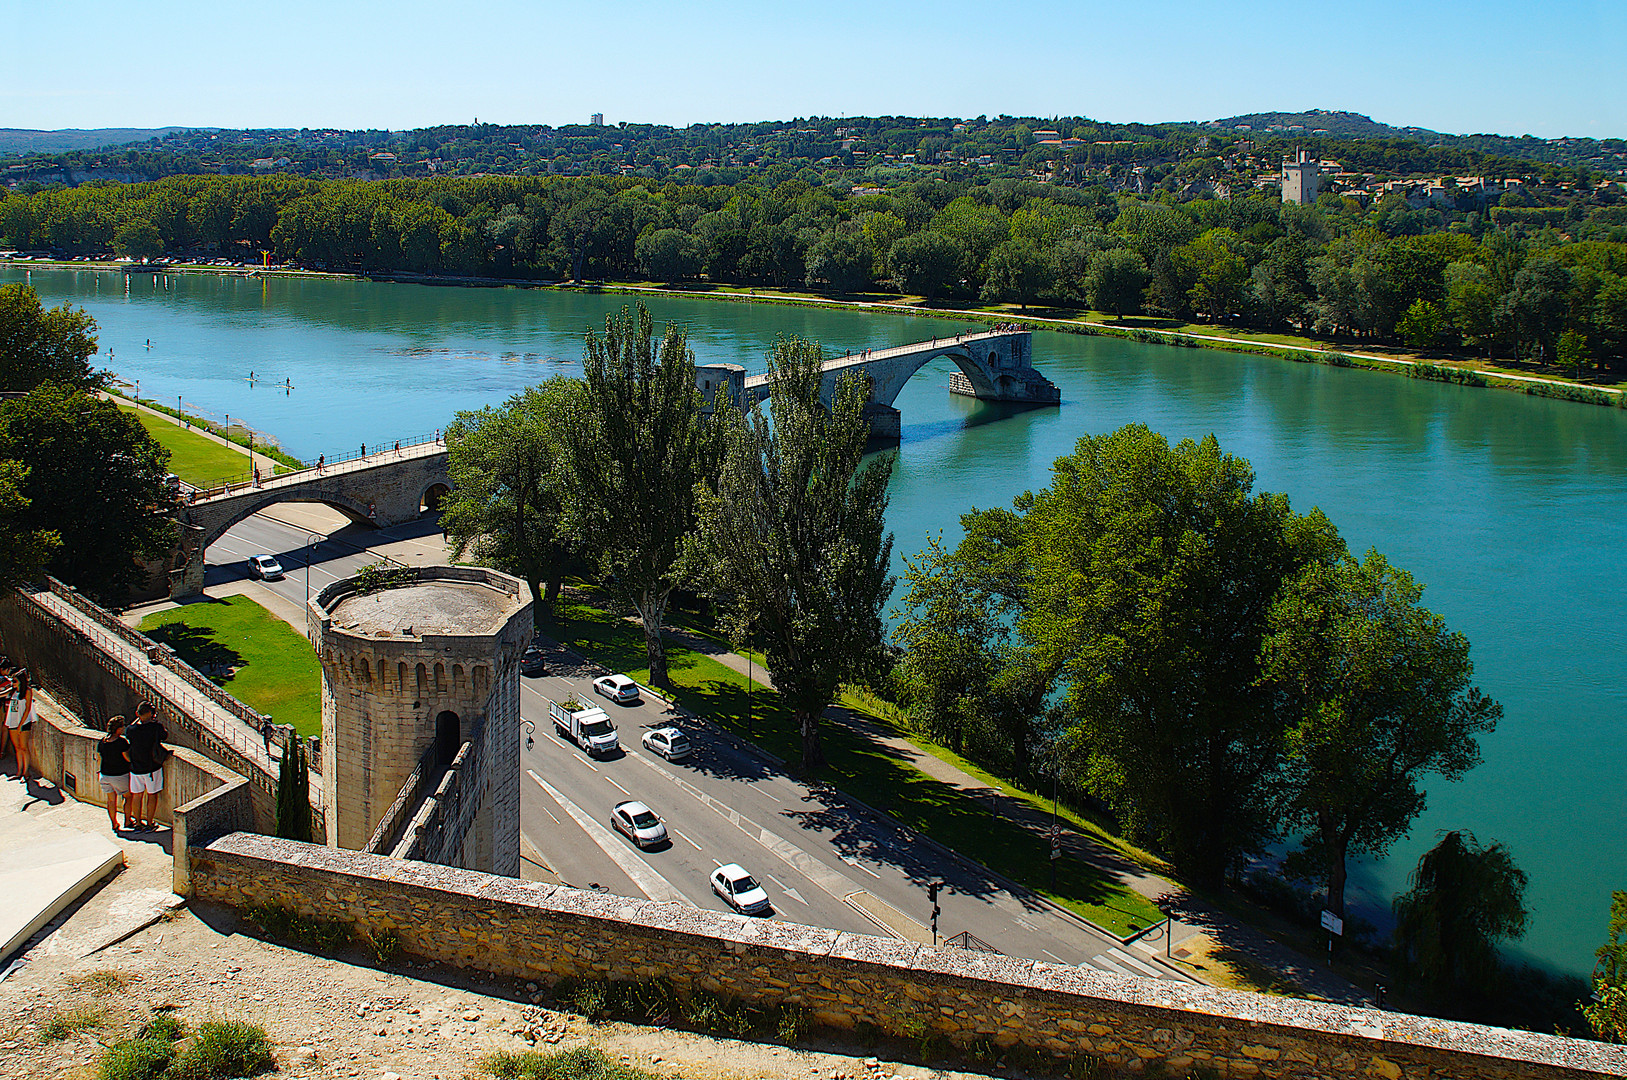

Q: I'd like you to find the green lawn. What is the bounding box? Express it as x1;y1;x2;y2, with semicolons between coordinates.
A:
121;404;255;486
138;595;322;736
544;597;1166;937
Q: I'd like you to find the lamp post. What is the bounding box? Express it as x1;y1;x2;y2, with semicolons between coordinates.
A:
304;530;325;605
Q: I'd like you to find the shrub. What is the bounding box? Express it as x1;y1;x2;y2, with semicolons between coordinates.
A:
479;1046;659;1080
137;1012;187;1043
97;1038;173;1080
166;1019;274;1080
39;1006;105;1040
367;928;401;965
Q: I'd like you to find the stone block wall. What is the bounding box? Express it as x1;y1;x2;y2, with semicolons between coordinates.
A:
190;834;1627;1080
25;691;243;830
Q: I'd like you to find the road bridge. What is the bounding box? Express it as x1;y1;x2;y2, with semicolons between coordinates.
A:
164;439;450;599
699;329;1059;440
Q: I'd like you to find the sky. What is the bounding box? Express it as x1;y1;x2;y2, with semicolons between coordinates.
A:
5;0;1623;139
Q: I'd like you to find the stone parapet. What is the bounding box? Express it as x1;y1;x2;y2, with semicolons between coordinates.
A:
190;833;1627;1079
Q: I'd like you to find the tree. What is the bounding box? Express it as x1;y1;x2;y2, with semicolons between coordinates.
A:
1557;328;1591;381
1084;247;1150;319
0;384;178;603
980;238;1053;310
1445;260;1498;356
1504;258;1572;362
691;337;893;771
442;379;578;616
0;284;105;393
1175;228;1249;322
112;219;164;263
1262;550;1502;933
636;228;703;283
803;229;873;293
1397;299;1446;351
563;304;712;688
1012;425;1344;885
888;230;964;301
0;460;59;589
275;735;312;842
1584;890;1627;1043
1392;831;1528;1010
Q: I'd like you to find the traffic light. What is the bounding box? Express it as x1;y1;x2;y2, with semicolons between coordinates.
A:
928;882;939;903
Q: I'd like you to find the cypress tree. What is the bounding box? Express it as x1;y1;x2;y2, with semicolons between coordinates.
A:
275;734;312;842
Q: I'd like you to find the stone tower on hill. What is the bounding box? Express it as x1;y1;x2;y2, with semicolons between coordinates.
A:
307;565;532;875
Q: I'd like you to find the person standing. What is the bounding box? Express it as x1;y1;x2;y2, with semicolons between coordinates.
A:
0;660;15;777
98;718;135;831
125;702;169;831
6;669;34;781
260;717;275;756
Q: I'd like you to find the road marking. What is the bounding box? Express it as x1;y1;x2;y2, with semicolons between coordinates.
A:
1041;949;1066;963
840;855;882;879
674;829;702;851
1089;953;1134;976
1106;947;1164;979
527;771;691;906
539;806;560;825
765;874;808;905
579;758;598;772
605;776;631;796
1013;916;1036;931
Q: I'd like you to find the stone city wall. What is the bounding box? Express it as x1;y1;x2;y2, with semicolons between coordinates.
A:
0;583;322;839
190;834;1627;1080
25;690;242;830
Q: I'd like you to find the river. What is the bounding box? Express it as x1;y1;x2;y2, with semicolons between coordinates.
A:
8;264;1624;978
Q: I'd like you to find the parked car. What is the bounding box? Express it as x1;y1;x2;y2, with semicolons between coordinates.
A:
248;554;284;580
593;674;641;704
642;726;692;762
611;800;669;849
710;863;771;916
521;644;548;676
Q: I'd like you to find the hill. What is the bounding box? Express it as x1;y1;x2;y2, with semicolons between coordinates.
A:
1197;110;1440;140
0;127;194;154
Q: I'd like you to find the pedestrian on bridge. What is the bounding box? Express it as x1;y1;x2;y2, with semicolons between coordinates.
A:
361;443;366;458
317;454;324;472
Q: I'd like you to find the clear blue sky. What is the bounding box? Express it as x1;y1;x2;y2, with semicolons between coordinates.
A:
5;0;1621;139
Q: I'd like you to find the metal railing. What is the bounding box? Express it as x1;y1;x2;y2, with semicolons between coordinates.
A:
187;433;447;501
946;931;1003;954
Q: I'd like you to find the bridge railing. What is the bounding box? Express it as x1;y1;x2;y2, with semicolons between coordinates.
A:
184;432;447;501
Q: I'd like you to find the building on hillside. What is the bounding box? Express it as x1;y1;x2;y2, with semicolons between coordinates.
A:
590;112;605;127
1281;147;1322;205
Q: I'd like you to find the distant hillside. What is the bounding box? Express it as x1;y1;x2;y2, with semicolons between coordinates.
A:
0;127;195;154
1197;110;1440;140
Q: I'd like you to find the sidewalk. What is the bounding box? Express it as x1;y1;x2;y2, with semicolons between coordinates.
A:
657;622;1370;1005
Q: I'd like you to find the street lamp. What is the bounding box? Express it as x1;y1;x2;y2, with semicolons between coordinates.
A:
304;530;326;605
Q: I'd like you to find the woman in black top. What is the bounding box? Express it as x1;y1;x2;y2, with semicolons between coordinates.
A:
98;717;135;831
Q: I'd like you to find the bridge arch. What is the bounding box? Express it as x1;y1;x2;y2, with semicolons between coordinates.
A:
421;482;451;513
190;488;379;552
855;345;1000;408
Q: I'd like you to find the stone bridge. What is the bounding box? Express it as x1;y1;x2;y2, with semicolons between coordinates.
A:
166;440;450;599
698;329;1059;440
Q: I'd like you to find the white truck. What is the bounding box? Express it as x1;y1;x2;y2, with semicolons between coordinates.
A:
550;697;620;756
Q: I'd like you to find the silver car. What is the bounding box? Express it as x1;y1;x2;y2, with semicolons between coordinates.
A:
710;863;772;916
594;674;642;704
611;800;668;849
248;554;284;580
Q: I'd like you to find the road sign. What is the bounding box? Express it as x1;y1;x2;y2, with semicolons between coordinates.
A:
1320;909;1344;936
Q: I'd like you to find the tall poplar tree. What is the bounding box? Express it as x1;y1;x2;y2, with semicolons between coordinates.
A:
691;336;894;771
564;304;712;688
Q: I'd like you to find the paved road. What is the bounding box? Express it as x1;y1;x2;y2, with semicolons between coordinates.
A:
202;510;1183;983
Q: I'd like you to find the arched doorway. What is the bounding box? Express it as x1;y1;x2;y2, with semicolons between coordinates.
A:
421;483;451;514
435;710;461;768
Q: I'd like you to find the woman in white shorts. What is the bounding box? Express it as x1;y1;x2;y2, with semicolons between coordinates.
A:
6;669;35;782
125;703;168;830
98;717;135;830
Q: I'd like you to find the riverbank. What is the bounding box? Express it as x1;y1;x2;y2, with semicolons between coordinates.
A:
9;255;1622;413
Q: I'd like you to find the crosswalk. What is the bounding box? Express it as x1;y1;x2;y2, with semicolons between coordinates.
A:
1082;946;1174;980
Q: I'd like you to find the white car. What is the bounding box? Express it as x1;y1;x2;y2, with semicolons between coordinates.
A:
710;863;772;916
248;554;284;580
611;800;668;849
642;726;692;762
593;674;641;704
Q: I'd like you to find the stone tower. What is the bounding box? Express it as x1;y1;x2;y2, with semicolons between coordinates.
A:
307;565;532;875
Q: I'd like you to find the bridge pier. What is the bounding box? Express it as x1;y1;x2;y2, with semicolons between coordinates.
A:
863;403;901;443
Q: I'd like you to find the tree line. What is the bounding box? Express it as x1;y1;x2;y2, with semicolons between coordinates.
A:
5;172;1627;372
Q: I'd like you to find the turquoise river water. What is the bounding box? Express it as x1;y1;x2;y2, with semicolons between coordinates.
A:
8;265;1624;978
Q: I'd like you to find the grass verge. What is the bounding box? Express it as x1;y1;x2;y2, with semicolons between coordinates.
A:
38;1006;104;1040
543;597;1165;937
138;595;321;735
118;404;257;487
479;1046;662;1080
